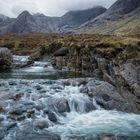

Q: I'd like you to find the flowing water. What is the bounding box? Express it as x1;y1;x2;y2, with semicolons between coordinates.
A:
0;56;140;140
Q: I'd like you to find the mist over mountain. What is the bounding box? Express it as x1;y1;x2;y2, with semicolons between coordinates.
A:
78;0;140;35
0;6;106;34
0;0;139;35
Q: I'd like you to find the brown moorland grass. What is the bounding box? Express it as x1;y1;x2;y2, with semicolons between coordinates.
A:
0;33;139;61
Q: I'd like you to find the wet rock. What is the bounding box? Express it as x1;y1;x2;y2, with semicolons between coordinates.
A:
0;105;5;112
9;107;26;115
7;122;17;130
92;81;140;113
44;110;57;122
80;86;88;93
11;93;23;101
63;80;71;86
0;128;6;140
0;47;12;70
27;110;35;118
99;133;130;140
0;116;4;121
34;85;42;90
17;115;26;121
85;101;96;112
0;91;13;101
117;61;140;97
34;120;49;129
22;101;36;110
8;81;17;86
77;79;88;86
51;84;64;90
56;98;70;113
9;123;61;140
54;47;69;56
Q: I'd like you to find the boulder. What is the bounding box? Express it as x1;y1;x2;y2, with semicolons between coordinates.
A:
90;81;140;113
34;120;49;129
44;110;57;122
118;61;140;97
0;47;12;70
54;47;69;56
56;98;70;113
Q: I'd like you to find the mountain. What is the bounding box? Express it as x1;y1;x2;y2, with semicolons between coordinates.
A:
0;14;9;21
0;6;106;34
59;6;106;32
78;0;140;35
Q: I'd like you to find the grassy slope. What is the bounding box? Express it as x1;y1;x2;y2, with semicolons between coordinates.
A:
0;33;139;62
79;8;140;35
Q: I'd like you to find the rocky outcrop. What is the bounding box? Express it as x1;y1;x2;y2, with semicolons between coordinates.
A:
0;47;12;70
52;44;140;113
54;47;69;57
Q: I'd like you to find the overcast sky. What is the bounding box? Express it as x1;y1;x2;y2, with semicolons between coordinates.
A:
0;0;117;17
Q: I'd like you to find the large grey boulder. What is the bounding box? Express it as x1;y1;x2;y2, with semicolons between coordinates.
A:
0;47;12;70
117;60;140;97
54;47;69;57
87;81;140;113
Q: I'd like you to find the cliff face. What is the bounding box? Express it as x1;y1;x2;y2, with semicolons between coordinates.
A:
52;42;140;113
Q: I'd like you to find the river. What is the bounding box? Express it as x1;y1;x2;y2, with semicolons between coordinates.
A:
0;56;140;140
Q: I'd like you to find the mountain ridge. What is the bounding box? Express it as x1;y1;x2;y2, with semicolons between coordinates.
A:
78;0;140;35
0;6;106;34
0;0;140;35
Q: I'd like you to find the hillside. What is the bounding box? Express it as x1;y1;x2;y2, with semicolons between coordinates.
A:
78;0;140;35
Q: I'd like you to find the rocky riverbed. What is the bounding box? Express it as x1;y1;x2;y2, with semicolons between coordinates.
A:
0;44;140;140
0;78;140;140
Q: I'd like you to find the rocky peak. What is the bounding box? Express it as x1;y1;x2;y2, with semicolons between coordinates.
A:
61;6;106;26
18;11;32;18
106;0;140;15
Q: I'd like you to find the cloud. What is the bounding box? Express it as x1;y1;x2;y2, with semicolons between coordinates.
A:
0;0;117;17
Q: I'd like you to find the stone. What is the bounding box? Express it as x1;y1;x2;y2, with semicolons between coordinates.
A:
35;85;42;90
7;122;17;130
8;81;17;86
93;82;131;111
0;105;5;112
44;110;57;122
0;47;12;70
9;107;26;115
54;47;69;56
0;116;4;122
34;120;49;129
85;101;96;112
11;93;23;101
56;98;70;113
118;61;140;96
27;110;35;118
